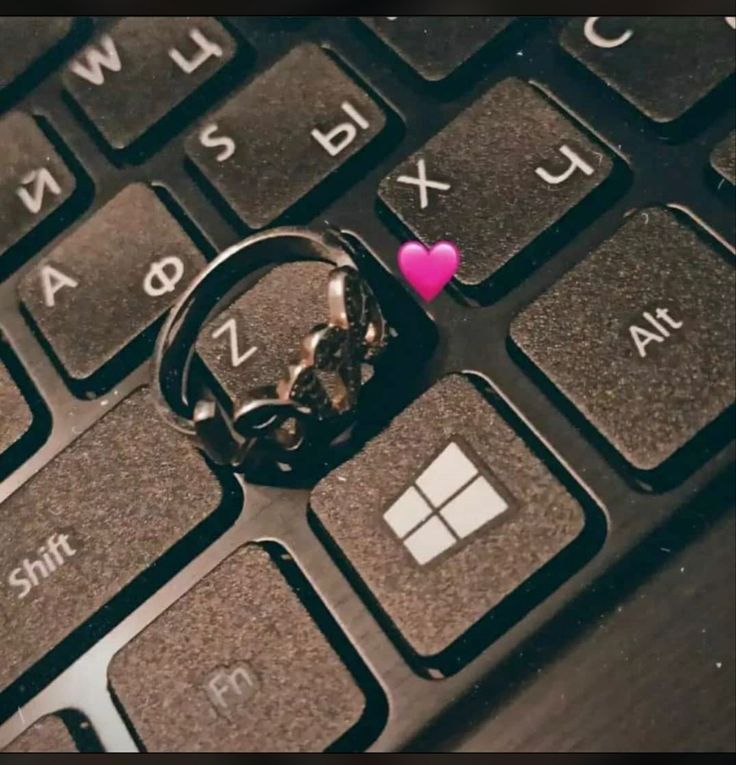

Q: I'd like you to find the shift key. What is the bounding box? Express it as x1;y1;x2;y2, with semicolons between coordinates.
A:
0;389;226;692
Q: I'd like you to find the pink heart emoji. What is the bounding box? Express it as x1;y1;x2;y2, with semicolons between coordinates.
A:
397;240;461;302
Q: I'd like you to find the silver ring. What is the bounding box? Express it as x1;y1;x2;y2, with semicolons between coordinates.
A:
152;225;386;469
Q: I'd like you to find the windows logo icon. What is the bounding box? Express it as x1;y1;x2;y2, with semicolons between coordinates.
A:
383;439;511;566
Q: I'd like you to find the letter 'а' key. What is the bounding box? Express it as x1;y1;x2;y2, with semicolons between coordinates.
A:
18;184;205;380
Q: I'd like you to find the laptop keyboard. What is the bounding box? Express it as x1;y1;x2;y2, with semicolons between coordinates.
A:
0;15;734;752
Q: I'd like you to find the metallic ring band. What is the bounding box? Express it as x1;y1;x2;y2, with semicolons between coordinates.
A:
152;225;372;465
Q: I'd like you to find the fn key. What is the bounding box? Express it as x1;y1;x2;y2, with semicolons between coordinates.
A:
110;546;366;752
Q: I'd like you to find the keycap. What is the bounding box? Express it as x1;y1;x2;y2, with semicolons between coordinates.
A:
361;16;514;81
185;43;386;229
197;261;334;411
3;716;77;753
63;17;237;149
311;374;585;659
0;17;73;91
711;131;735;186
0;362;32;457
379;77;612;288
560;17;736;124
0;388;224;693
511;208;736;472
19;184;205;380
109;546;365;752
0;111;76;258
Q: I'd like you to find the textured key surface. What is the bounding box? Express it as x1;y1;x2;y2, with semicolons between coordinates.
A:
379;77;612;287
0;363;32;456
712;131;735;186
63;17;236;149
186;43;386;228
560;17;735;123
511;208;736;472
0;17;73;90
110;545;365;752
197;261;333;410
19;184;205;379
3;715;77;753
0;389;223;692
0;112;76;257
361;16;513;81
311;374;585;658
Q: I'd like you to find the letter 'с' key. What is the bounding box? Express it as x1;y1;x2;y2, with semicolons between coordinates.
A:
560;17;735;123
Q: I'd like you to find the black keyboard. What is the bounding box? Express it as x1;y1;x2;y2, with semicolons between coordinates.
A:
0;16;734;753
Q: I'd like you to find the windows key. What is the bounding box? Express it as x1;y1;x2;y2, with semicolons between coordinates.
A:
310;374;587;663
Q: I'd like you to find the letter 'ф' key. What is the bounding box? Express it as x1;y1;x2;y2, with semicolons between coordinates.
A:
109;546;365;752
185;43;386;229
0;111;76;259
379;78;613;290
18;184;205;380
511;208;736;472
0;389;225;694
63;17;237;149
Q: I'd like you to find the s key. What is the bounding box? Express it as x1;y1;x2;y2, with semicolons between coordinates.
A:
511;208;736;473
19;184;205;380
379;77;612;290
63;17;237;150
185;43;386;229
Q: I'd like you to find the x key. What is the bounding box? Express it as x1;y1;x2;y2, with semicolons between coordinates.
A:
396;158;451;210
